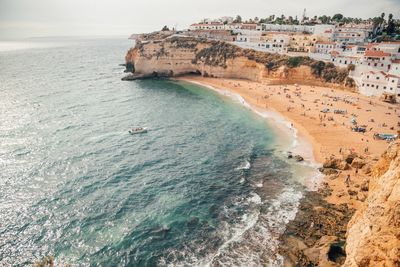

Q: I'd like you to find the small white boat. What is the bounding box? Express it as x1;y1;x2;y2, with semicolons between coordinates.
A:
129;127;148;135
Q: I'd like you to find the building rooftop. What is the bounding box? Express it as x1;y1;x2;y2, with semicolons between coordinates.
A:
316;41;336;45
364;50;391;57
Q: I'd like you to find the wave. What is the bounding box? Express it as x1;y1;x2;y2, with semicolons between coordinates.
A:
235;160;251;170
159;188;302;267
184;80;322;189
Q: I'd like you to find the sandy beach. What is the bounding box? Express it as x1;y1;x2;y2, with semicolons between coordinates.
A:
178;76;400;209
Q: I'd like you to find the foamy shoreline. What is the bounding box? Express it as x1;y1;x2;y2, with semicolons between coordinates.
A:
177;78;323;189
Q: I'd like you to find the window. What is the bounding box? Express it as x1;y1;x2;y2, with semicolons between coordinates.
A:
367;84;370;87
367;75;369;78
392;80;395;83
376;77;379;80
362;83;365;86
390;88;393;90
376;86;379;89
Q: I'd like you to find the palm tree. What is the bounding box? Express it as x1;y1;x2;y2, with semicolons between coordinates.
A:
379;13;386;30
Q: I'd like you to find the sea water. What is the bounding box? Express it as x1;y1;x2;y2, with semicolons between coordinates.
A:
0;38;317;266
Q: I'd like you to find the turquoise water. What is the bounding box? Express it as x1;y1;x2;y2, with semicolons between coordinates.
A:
0;38;308;266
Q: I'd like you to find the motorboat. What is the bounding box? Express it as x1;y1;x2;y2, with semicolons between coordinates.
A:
129;127;148;135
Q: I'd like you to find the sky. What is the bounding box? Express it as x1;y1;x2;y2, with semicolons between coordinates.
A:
0;0;399;39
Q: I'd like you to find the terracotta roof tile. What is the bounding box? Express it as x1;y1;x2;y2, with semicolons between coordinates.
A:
364;50;390;57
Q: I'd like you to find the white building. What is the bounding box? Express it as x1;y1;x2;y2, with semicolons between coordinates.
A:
314;41;337;54
224;23;242;30
189;22;225;31
330;51;359;67
313;24;336;36
332;23;373;44
256;34;290;53
359;50;393;72
360;70;400;96
374;42;400;60
390;59;400;75
260;23;314;33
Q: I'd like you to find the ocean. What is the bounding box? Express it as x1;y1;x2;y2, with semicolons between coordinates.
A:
0;38;317;266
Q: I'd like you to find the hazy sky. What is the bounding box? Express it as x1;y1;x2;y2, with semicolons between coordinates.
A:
0;0;399;39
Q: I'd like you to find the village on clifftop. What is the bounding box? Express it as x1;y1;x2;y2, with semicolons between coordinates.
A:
132;12;400;102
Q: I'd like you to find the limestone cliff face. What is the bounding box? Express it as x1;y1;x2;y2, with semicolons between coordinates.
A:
125;37;354;87
125;38;267;81
344;141;400;267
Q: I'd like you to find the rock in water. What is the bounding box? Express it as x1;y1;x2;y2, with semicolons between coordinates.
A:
294;155;304;162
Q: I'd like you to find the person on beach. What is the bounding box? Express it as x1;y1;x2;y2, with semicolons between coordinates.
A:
345;174;351;187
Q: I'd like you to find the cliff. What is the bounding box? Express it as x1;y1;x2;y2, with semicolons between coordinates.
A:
344;141;400;267
124;36;355;88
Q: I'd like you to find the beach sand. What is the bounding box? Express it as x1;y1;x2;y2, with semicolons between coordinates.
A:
178;76;400;209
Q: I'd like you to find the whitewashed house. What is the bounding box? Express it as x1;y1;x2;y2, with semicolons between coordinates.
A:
314;41;337;54
374;42;400;59
359;50;393;72
390;59;400;75
309;41;337;60
224;23;242;30
260;23;315;33
256;34;290;53
332;23;373;44
360;70;400;96
189;22;225;31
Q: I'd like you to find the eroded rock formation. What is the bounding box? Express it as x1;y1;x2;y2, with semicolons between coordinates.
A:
344;141;400;267
124;36;355;88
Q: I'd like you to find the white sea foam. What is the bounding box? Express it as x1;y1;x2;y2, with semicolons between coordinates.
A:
173;79;326;266
185;80;323;190
235;160;251;170
161;187;303;267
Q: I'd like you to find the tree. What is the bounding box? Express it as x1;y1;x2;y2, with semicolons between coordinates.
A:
347;64;356;72
386;14;395;35
234;15;242;23
332;13;344;22
319;15;329;24
161;25;170;31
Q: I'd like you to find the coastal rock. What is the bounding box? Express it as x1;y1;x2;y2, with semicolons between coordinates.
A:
323;158;341;169
357;192;368;202
323;158;349;170
362;163;372;174
342;151;358;164
347;189;357;196
319;167;339;176
328;174;339;180
124;36;356;88
350;157;366;169
279;191;354;267
344;141;400;267
294;155;304;162
360;180;369;192
336;190;345;198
